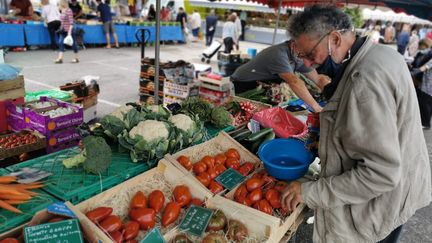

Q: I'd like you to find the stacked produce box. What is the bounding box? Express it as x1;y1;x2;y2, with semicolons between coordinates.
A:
217;52;248;77
0;75;25;133
139;58;165;105
5;97;83;153
198;73;232;105
60;79;99;123
161;60;197;106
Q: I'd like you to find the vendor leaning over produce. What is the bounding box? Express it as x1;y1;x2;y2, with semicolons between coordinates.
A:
281;5;431;243
231;40;330;112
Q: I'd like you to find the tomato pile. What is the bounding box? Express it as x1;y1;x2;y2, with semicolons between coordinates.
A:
85;185;202;243
233;170;288;216
176;148;255;194
0;133;38;149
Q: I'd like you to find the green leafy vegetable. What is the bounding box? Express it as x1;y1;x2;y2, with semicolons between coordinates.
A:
181;97;213;122
210;106;233;128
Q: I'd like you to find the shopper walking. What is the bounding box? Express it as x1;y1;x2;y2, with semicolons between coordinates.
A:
69;0;83;19
283;5;431;243
190;9;201;41
222;14;237;54
96;0;119;49
408;30;420;57
41;0;61;50
232;12;242;49
176;7;187;44
397;24;411;55
384;21;395;43
240;10;247;41
147;4;156;21
55;0;79;64
205;9;217;46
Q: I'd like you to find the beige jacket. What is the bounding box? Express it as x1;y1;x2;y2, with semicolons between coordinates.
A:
301;38;432;243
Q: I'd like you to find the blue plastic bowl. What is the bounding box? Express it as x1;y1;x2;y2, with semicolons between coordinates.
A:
258;138;315;180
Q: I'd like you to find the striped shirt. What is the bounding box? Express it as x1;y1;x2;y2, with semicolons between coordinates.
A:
60;8;74;32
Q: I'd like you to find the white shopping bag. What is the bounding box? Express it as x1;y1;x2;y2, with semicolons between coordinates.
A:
63;35;73;46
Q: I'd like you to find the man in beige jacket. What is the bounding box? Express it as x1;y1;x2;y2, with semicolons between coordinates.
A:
281;5;431;243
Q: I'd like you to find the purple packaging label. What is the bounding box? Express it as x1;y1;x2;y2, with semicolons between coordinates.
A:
7;117;28;131
46;128;81;147
6;102;24;119
25;106;84;135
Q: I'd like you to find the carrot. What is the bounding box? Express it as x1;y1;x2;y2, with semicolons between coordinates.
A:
4;200;29;205
0;186;27;196
0;200;22;214
16;189;38;196
0;194;32;201
0;176;17;184
4;183;44;190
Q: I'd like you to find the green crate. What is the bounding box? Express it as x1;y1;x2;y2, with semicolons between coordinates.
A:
205;124;235;140
5;147;150;204
0;168;57;233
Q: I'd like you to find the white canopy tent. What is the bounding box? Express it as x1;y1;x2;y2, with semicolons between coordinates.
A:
362;8;432;25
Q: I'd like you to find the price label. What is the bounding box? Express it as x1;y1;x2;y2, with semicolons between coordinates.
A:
179;205;213;237
140;227;165;243
24;219;83;243
47;202;76;218
249;119;260;133
215;168;245;190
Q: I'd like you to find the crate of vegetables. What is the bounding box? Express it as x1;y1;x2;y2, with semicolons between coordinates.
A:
23;97;83;135
0;169;57;234
165;132;261;196
72;159;211;242
224;168;306;242
227;96;272;128
0;130;45;159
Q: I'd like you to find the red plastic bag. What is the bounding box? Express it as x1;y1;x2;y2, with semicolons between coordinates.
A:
252;107;308;138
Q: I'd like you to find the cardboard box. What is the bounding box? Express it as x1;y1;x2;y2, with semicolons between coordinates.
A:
163;81;199;99
0;97;24;133
0;76;25;100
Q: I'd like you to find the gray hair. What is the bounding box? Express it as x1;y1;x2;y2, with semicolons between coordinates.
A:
288;5;353;39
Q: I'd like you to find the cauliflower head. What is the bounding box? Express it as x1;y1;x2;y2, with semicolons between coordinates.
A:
129;120;169;141
169;114;194;132
110;105;133;120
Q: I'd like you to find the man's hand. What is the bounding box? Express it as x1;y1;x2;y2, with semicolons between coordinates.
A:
281;181;303;212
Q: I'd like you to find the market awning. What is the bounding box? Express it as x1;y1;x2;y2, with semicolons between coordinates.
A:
188;0;290;13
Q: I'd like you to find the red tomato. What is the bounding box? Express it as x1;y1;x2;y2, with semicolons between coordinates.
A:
251;173;262;180
237;162;254;176
207;167;218;179
274;181;288;192
177;155;193;171
225;148;240;160
129;208;156;230
245;178;264;192
247;188;263;204
173;185;192;208
162;201;181;227
86;207;113;223
235;195;252;206
196;172;211;187
122;221;139;240
130;191;146;209
214;164;227;176
109;231;123;243
148;190;165;213
234;184;248;201
225;158;240;170
254;199;273;215
0;238;19;243
193;161;207;174
201;155;215;169
209;180;224;194
214;153;227;166
190;198;204;207
265;189;281;209
100;215;122;233
125;240;138;243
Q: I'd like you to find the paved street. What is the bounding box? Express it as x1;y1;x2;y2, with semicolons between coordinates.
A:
4;40;432;242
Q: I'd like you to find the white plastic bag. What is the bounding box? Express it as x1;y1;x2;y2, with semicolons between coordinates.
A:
63;35;73;46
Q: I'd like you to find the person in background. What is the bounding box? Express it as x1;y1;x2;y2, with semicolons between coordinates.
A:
231;40;328;112
283;5;431;242
384;21;395;44
190;9;201;41
176;7;187;44
397;24;411;55
222;14;237;54
408;29;420;57
205;9;218;46
96;0;119;49
232;12;242;49
160;6;170;21
56;0;79;64
69;0;83;19
368;25;381;44
41;0;61;50
240;10;247;41
9;0;33;17
147;4;156;21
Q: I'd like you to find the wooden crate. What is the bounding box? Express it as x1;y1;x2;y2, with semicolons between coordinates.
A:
74;159;212;243
224;168;307;242
165;132;262;196
0;130;46;159
0;76;25;100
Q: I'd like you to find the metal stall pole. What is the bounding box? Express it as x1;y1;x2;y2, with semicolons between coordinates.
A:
272;0;283;45
154;0;161;104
